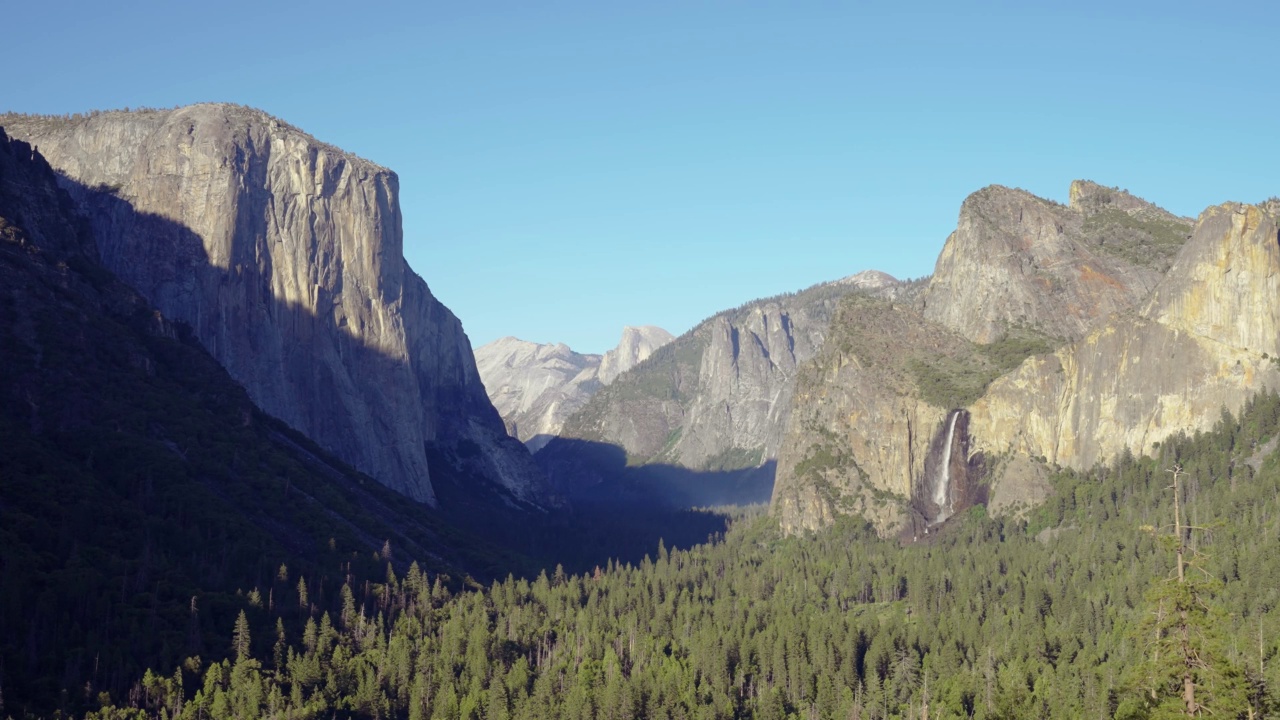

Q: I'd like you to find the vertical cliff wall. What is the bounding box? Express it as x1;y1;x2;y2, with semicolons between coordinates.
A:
1;105;545;506
770;182;1257;537
770;294;988;535
549;275;898;476
920;182;1190;343
971;202;1280;469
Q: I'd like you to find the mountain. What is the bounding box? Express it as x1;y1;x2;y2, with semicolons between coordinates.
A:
971;200;1280;473
0;105;547;507
475;326;673;450
920;181;1192;343
769;181;1263;536
771;294;1002;534
0;126;512;710
598;325;676;384
541;273;906;497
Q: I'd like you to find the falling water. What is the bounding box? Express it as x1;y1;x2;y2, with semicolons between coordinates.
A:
932;411;960;523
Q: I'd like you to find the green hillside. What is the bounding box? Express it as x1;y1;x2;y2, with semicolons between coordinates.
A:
81;393;1280;719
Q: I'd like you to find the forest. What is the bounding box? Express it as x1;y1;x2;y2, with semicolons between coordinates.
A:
56;391;1280;720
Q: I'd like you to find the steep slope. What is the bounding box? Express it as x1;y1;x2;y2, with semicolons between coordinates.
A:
598;325;676;384
475;326;673;450
971;202;1280;473
476;337;603;446
1;105;544;506
0;127;503;710
773;182;1214;535
545;272;904;481
920;181;1192;343
771;294;1027;534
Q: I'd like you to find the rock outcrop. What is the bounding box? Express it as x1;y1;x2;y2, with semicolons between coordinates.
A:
970;202;1280;470
474;326;673;450
598;325;675;385
771;182;1280;537
834;269;902;290
1;128;521;709
920;182;1191;343
1;105;546;507
770;294;992;535
547;275;902;478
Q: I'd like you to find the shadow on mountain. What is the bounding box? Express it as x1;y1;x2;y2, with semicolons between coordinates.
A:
0;131;778;714
537;437;777;510
64;163;544;508
0;134;553;713
423;447;747;580
30;160;761;572
419;436;776;578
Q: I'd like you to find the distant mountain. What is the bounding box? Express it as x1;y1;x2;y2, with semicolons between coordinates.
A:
1;104;549;507
540;273;906;497
599;325;676;384
833;269;901;289
475;326;673;450
771;181;1280;537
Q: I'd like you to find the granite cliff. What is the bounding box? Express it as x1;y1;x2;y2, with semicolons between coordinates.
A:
1;105;546;507
474;326;673;450
543;271;904;487
970;202;1280;474
599;325;676;385
920;181;1191;343
769;182;1278;536
771;295;1001;535
0;127;514;709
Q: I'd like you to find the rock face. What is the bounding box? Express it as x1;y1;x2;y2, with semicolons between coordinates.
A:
770;294;991;535
474;326;673;451
547;276;902;476
970;202;1280;470
598;325;675;385
920;182;1192;343
1;105;546;506
771;182;1280;537
475;338;602;449
2;129;530;709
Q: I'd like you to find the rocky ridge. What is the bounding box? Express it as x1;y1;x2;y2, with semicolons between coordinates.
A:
475;326;673;450
771;182;1277;536
545;273;904;482
970;202;1280;471
920;181;1192;343
1;105;546;507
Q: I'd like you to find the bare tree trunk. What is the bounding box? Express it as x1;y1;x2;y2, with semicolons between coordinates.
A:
1171;466;1198;716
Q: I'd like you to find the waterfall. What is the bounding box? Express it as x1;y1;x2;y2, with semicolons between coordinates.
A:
932;411;960;523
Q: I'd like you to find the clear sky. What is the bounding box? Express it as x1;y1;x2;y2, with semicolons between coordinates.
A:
6;2;1278;353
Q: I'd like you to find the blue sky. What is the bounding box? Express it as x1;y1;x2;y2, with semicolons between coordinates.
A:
7;2;1279;353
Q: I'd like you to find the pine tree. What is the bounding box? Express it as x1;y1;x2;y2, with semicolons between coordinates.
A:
1126;465;1248;718
233;610;251;661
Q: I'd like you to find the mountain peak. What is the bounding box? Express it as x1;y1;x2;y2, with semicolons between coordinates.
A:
475;326;673;450
1068;179;1186;222
835;269;899;289
922;181;1191;343
597;326;675;386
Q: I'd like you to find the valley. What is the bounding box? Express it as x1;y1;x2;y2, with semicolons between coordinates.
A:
2;104;1280;719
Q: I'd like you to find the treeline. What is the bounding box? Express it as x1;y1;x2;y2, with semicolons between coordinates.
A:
68;392;1280;719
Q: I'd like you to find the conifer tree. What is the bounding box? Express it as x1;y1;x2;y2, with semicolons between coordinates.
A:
1126;465;1248;718
232;610;251;661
